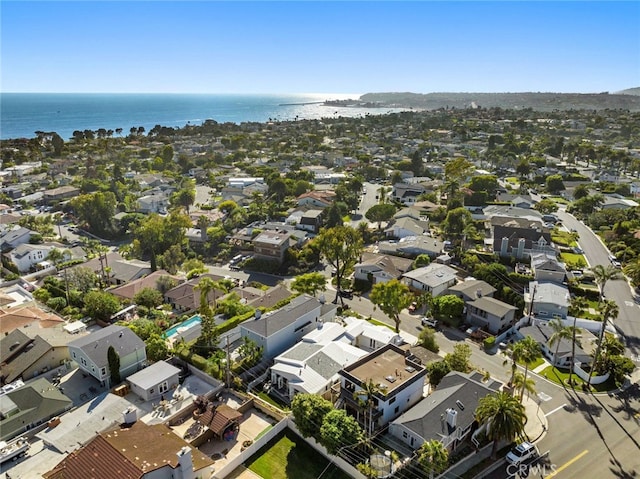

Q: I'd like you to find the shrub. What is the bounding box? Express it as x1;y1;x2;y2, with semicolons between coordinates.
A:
483;336;496;350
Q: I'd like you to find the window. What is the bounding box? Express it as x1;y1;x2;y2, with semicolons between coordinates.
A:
402;431;408;438
394;406;399;414
150;388;154;394
159;381;168;394
389;397;396;405
100;367;106;376
72;352;76;359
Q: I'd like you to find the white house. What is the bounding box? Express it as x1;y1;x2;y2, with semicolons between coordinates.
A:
465;296;518;334
5;244;52;273
354;253;413;285
402;263;458;296
67;325;147;387
127;360;181;401
525;281;570;319
531;252;566;284
240;294;338;359
136;193;170;214
338;344;427;432
385;217;430;239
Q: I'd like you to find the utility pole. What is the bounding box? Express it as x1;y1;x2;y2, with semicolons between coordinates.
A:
527;284;537;325
225;335;231;389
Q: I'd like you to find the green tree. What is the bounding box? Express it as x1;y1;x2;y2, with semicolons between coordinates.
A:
445;343;472;373
84;291;121;322
515;336;541;401
365;203;396;230
132;212;191;271
70;191;117;236
431;295;464;324
319;409;364;455
291;272;327;297
324;203;344;228
66;266;98;293
548;317;579;369
418;327;439;353
146;333;170;362
592;264;620;302
369;279;413;333
534;198;559;215
133;287;163;309
624;258;640;287
418;440;449;479
353;379;387;438
467;174;500;197
412;254;431;269
545;174;565;194
475;391;527;459
441;207;472;238
512;371;536;401
426;360;451;388
107;345;121;386
588;300;619;389
573;184;590;200
316;226;363;304
194;277;221;352
291;393;333;439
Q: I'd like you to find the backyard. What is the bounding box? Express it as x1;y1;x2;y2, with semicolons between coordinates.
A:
245;429;352;479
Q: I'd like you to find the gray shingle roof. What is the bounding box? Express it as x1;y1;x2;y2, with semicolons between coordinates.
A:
67;325;145;368
242;294;320;338
467;296;517;317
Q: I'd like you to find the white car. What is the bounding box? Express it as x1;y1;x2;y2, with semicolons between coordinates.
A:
506;441;538;466
421;317;438;328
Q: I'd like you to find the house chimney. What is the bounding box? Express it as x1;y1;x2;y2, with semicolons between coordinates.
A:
476;288;482;299
176;446;194;479
122;407;137;424
446;408;457;429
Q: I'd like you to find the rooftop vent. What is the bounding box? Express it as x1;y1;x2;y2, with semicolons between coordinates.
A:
456;400;465;410
385;375;397;383
405;366;416;373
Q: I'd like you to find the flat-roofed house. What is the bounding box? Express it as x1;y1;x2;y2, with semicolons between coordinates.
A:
252;230;291;264
127;360;181;401
402;263;458;296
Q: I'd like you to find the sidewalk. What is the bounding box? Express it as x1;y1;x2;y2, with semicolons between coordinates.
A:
521;393;548;444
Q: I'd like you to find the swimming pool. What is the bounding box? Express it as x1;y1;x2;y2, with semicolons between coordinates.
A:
164;315;202;339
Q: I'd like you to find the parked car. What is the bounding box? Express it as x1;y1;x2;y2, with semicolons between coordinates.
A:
421;317;438;328
506;442;538;466
338;289;354;299
572;247;584;254
408;302;418;313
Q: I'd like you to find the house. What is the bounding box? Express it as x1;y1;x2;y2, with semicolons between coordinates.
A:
492;218;555;260
252;230;291;264
127;360;181;401
601;194;639;210
518;319;593;368
385;216;430;239
378;235;445;259
67;325;147;387
4;243;52;273
389;371;501;451
391;183;425;206
525;281;570;319
297;209;324;234
73;253;152;286
0;305;64;336
43;420;214;479
109;269;183;301
354;253;413;285
531;252;566;284
136;192;170;214
0;330;65;386
0;283;34;312
465;297;518;334
42;186;80;205
240;294;338;359
0;226;35;251
0;377;73;441
402;263;458;296
447;279;497;302
338;343;427;431
164;273;229;312
269;322;369;403
296;191;336;209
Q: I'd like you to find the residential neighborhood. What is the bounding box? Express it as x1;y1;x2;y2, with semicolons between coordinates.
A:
1;104;640;479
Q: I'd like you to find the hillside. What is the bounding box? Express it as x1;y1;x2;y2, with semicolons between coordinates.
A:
359;91;640;111
617;87;640;96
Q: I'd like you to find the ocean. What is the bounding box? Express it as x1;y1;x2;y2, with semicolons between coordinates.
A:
0;93;407;141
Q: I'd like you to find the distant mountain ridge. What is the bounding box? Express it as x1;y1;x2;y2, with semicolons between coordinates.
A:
359;90;640;111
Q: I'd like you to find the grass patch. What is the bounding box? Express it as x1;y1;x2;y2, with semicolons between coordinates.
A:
518;356;545;370
560;252;587;268
549;196;570;205
366;317;396;331
551;230;579;247
255;391;290;411
540;366;616;392
246;429;352;479
255;425;274;441
505;177;519;184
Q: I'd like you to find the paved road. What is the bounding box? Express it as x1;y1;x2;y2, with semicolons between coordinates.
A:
556;210;640;362
349;181;382;229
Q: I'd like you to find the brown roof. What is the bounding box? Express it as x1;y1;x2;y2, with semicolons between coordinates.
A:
43;435;142;479
0;306;65;336
164;274;227;310
200;404;243;436
109;270;183;300
44;421;214;479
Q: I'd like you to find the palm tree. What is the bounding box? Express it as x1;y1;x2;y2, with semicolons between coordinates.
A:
548;317;580;369
518;336;542;401
475;391;527;459
623;258;640;288
587;299;619;390
592;264;620;302
503;341;528;390
418;439;449;479
513;371;536;400
353;379;386;438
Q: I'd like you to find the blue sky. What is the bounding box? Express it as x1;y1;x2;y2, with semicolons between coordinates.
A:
2;1;638;94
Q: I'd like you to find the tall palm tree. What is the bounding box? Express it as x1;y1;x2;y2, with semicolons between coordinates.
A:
592;264;620;302
623;258;640;288
518;336;542;401
418;439;449;479
513;371;536;400
353;379;387;438
475;391;527;459
548;317;580;369
503;341;527;390
587;300;619;390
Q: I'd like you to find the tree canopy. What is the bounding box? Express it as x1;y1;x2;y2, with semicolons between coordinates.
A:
369;279;413;333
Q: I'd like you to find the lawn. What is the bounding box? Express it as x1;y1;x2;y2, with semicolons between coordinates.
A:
539;366;616;392
246;430;352;479
559;252;587;268
551;230;579;247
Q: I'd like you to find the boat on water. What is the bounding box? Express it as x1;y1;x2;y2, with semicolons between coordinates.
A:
0;437;29;464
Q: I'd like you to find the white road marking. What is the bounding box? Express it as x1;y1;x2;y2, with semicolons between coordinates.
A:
624;301;635;307
538;392;552;402
545;404;567;417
